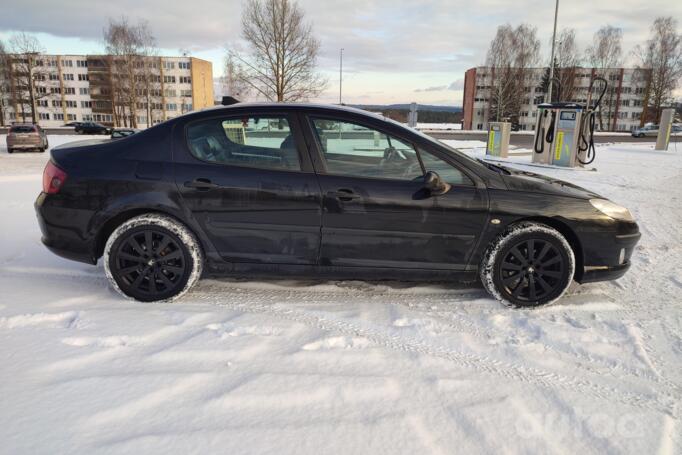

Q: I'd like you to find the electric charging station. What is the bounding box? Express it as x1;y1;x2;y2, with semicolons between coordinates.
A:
656;108;674;151
533;104;584;167
533;77;608;168
487;122;511;158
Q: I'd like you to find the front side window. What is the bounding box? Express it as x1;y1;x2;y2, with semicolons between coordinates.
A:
311;118;422;181
418;148;473;186
187;116;301;171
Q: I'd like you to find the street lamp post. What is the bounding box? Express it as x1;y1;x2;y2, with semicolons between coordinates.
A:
547;0;559;103
339;48;344;104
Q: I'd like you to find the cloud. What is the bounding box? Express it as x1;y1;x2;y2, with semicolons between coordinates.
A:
1;0;678;104
414;79;463;92
415;85;448;92
448;79;464;90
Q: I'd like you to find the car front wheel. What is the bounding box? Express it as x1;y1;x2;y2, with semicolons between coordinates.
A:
480;222;575;308
104;214;203;302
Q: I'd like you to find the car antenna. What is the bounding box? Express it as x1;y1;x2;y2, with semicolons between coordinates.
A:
222;96;240;106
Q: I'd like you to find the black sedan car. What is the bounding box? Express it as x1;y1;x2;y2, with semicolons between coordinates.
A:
35;103;640;307
75;122;111;135
111;128;140;140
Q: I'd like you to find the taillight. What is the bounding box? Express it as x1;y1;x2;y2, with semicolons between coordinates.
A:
42;161;67;194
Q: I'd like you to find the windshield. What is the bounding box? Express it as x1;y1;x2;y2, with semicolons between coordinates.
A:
10;126;35;133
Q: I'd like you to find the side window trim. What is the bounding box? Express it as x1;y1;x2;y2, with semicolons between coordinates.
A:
307;114;426;182
183;112;312;173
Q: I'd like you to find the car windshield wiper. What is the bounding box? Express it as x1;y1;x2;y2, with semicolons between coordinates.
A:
477;158;511;175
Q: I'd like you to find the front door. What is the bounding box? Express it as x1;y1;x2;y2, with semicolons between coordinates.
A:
307;117;488;270
174;113;321;265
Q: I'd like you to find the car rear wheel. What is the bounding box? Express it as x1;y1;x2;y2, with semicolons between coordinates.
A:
7;148;13;154
104;214;203;302
480;222;575;308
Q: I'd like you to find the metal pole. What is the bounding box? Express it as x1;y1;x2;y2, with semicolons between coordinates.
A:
339;48;344;104
547;0;559;103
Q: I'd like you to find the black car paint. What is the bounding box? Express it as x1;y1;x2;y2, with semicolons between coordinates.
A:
35;103;640;285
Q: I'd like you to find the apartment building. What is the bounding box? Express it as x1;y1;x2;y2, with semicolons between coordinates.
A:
1;54;214;128
462;66;650;132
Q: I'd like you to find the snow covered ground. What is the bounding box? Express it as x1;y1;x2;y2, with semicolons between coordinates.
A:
0;135;680;454
415;123;462;130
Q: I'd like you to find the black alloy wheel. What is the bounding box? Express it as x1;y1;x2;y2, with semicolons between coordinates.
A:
497;238;567;305
111;228;190;301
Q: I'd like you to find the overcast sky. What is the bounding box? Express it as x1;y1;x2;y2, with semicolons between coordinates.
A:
1;0;680;106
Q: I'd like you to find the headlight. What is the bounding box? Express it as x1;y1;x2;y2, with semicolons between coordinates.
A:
590;199;635;222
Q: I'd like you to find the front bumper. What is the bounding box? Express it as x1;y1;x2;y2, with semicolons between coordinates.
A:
580;262;631;283
577;230;641;284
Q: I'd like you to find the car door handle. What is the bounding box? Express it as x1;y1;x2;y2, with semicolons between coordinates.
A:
184;178;219;191
327;189;360;201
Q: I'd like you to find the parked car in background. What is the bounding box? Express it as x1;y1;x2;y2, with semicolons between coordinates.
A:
35;103;641;308
6;123;48;153
111;128;140;140
632;124;658;138
64;121;83;128
75;122;111;135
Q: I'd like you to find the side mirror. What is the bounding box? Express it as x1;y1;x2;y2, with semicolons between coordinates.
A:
423;171;451;196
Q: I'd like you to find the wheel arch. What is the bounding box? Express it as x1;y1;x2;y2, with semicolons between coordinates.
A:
94;208;203;261
513;216;584;281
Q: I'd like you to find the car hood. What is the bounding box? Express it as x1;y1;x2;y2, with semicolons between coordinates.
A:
501;167;602;199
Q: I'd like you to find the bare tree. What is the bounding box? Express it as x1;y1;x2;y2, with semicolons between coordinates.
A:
586;26;623;129
230;0;327;101
555;28;580;101
8;32;55;124
220;54;250;100
586;25;623;69
0;40;10;126
486;24;540;122
634;17;682;124
104;17;158;127
137;24;161;126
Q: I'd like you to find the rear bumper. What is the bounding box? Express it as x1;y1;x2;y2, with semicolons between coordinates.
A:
35;193;97;265
8;143;42;149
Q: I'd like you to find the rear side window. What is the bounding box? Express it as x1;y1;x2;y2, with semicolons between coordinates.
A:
186;116;301;171
10;126;36;133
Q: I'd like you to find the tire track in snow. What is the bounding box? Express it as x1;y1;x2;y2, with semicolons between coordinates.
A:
201;280;672;390
200;296;678;417
388;298;672;388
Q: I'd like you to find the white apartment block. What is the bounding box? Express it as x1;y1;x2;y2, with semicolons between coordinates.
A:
463;67;651;132
1;54;214;128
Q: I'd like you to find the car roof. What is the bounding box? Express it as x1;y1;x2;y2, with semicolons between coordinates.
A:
197;102;385;119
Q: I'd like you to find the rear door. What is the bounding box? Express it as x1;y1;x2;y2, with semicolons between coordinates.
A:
173;110;322;265
303;115;488;270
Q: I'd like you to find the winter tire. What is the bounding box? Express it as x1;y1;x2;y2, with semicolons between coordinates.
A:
7;148;13;154
480;222;575;308
104;214;203;302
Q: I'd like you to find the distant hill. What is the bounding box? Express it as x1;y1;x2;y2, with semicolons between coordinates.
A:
350;104;462;113
350;104;463;123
